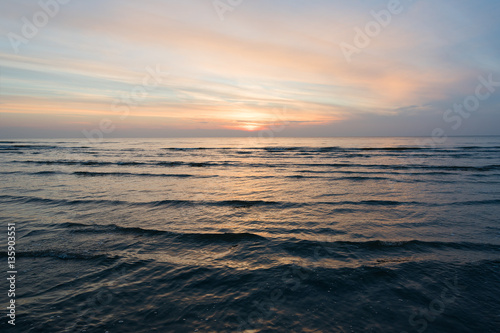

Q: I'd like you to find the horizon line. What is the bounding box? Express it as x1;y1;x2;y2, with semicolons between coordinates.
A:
2;135;500;140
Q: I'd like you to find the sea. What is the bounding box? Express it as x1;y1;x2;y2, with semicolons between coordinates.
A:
0;137;499;332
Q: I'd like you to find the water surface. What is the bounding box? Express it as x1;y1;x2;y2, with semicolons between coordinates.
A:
1;137;499;332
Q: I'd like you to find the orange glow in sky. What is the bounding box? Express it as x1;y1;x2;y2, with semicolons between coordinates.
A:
1;1;499;137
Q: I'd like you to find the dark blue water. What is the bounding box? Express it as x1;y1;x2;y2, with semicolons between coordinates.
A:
1;137;499;332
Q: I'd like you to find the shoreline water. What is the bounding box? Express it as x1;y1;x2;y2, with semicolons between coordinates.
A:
1;137;499;332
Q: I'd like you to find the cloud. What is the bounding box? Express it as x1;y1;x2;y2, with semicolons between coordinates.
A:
1;0;499;137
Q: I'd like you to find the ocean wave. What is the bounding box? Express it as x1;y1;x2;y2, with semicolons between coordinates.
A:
10;159;234;168
450;199;500;206
60;222;267;243
0;144;58;150
286;175;391;181
280;239;500;258
0;250;116;260
0;194;497;210
337;239;500;250
157;146;500;153
7;158;500;172
0;195;288;209
73;171;199;178
34;171;61;175
56;223;500;252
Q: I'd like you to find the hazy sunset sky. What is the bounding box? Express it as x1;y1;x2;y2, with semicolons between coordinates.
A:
1;0;499;138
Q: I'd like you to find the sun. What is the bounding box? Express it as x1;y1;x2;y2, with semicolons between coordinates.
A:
223;111;277;131
240;123;262;131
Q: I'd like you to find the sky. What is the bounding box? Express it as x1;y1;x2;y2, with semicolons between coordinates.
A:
1;0;499;138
